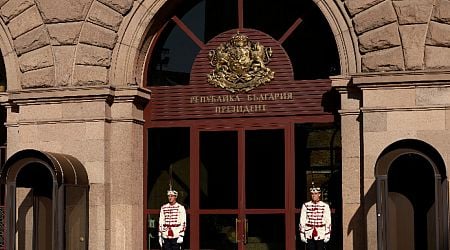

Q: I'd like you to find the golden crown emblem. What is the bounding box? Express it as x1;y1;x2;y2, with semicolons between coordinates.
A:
207;32;275;93
229;32;249;47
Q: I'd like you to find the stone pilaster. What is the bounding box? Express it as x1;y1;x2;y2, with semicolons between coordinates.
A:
332;76;366;249
107;86;149;250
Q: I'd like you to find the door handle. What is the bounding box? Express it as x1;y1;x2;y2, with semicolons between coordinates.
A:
244;218;248;244
235;218;241;243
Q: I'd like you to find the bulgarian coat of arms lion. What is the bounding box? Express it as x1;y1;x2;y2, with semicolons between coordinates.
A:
207;32;275;93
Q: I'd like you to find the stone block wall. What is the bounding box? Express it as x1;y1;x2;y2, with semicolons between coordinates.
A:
343;0;450;71
0;0;133;90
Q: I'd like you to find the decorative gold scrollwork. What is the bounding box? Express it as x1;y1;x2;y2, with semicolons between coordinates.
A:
207;32;275;93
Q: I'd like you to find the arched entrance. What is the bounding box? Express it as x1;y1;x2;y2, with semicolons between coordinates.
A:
143;0;343;249
376;140;448;250
0;149;89;250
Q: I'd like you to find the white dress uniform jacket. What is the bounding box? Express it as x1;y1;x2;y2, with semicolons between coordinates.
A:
299;201;331;242
159;202;187;239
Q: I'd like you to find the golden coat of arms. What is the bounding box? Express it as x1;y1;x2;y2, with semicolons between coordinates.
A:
207;32;275;93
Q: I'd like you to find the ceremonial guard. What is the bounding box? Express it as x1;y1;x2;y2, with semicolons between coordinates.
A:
159;189;187;249
299;185;331;250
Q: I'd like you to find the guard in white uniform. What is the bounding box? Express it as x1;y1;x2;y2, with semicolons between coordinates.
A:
159;190;187;249
299;186;331;250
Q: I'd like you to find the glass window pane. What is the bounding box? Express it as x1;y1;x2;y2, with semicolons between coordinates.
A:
282;7;340;80
65;186;88;250
146;214;159;250
245;129;285;209
147;128;190;209
146;0;238;87
244;0;339;80
200;214;237;250
295;123;341;207
200;131;238;209
295;123;342;247
147;22;199;86
244;0;305;39
204;0;238;41
246;214;285;249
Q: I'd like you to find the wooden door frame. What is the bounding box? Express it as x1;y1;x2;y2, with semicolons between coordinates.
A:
143;117;335;249
376;146;448;250
194;123;295;249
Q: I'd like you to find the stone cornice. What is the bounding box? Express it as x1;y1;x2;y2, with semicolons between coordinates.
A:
5;117;146;127
4;85;151;106
350;71;450;88
331;71;450;90
360;105;450;113
0;92;7;104
8;85;114;105
330;75;352;89
113;85;151;110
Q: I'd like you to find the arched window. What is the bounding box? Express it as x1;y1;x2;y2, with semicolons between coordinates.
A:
146;0;339;86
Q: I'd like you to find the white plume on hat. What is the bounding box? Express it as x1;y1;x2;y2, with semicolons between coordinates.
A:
167;190;178;196
167;164;178;197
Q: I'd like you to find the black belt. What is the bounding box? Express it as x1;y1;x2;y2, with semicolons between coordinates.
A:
163;224;181;227
306;224;325;227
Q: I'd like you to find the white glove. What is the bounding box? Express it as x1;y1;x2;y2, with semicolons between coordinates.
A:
159;236;163;247
176;236;183;244
324;237;330;243
300;234;307;243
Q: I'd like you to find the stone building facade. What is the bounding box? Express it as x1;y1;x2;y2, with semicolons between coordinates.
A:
0;0;448;249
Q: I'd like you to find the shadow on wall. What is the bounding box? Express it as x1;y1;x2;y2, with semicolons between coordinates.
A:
0;51;5;92
347;183;376;250
16;189;33;250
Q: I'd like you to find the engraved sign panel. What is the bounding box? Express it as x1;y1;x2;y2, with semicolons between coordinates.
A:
149;80;333;120
149;29;334;121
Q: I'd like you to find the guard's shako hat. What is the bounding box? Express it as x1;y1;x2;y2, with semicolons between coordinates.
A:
310;182;321;193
